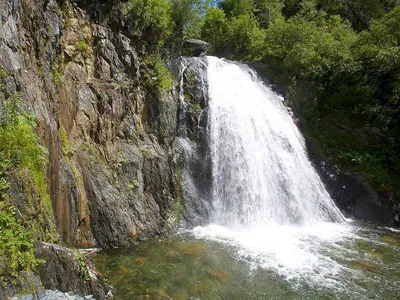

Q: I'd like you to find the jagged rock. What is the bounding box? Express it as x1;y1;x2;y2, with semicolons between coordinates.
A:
182;39;212;57
0;0;193;295
174;57;212;227
34;242;111;300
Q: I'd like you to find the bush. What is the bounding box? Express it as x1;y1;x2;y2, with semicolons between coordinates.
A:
0;94;48;177
73;40;89;58
0;93;55;284
0;94;52;284
263;15;356;78
0;204;39;285
142;54;172;92
226;14;266;59
201;8;228;49
171;0;204;37
123;0;172;45
0;68;7;78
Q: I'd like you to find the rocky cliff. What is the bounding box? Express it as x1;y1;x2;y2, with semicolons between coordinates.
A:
0;0;210;298
2;0;180;249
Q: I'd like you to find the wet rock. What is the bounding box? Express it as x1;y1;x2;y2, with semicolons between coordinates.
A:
11;290;97;300
34;242;111;300
175;57;212;227
307;140;399;225
0;0;207;296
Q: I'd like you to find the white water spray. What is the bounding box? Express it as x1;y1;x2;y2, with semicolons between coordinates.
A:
206;57;344;226
193;57;351;285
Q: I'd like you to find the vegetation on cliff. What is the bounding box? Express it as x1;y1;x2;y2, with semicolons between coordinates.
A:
0;92;56;285
199;0;400;195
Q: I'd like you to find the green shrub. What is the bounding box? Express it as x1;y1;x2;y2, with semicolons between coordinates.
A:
0;204;39;285
73;40;90;58
52;56;64;86
226;14;266;59
0;68;8;78
201;8;228;49
219;0;254;18
142;54;172;92
0;94;48;177
58;124;73;157
171;0;205;37
0;93;56;284
263;15;356;78
123;0;172;45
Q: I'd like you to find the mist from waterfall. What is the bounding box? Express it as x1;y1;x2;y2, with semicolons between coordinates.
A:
192;57;351;286
206;56;344;227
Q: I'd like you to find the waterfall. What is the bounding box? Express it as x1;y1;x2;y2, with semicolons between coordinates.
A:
206;56;344;227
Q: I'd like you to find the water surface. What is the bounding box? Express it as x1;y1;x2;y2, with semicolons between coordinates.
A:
94;221;400;299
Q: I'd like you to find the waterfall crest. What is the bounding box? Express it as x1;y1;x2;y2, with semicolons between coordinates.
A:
206;57;344;226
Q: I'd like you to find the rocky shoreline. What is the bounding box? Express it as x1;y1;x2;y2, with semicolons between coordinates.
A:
11;290;99;300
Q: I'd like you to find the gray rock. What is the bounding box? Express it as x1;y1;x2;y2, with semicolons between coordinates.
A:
35;242;111;299
183;39;212;57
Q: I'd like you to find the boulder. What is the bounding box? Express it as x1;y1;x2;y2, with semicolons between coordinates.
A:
35;242;112;300
182;39;212;57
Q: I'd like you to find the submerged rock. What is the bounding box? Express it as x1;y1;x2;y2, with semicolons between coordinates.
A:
207;269;231;280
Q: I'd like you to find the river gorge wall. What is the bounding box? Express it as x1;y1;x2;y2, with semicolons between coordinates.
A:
0;0;208;297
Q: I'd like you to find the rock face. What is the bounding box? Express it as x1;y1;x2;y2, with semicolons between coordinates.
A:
34;242;111;299
0;0;206;297
307;141;400;225
173;57;212;227
182;39;212;57
0;0;184;250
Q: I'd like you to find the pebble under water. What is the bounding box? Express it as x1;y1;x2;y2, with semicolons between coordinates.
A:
94;221;400;300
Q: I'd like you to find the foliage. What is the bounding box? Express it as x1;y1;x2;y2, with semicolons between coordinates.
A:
201;7;228;49
73;250;90;282
0;93;56;285
263;14;356;79
142;54;172;92
73;40;90;58
58;124;73;157
200;0;400;194
253;0;285;27
171;0;204;37
227;14;266;59
0;204;39;285
282;0;398;31
0;94;48;175
0;68;8;78
52;54;64;86
219;0;254;18
123;0;172;45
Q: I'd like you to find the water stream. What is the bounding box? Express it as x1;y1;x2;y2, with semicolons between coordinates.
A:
94;57;400;299
206;56;343;226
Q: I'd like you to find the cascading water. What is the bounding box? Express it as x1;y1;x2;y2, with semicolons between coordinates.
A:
94;57;400;299
193;57;350;284
207;56;344;226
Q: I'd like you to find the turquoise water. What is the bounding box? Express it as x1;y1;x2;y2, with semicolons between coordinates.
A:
94;221;400;299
